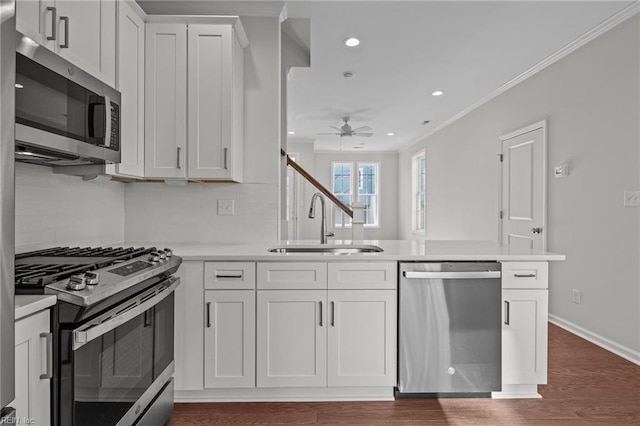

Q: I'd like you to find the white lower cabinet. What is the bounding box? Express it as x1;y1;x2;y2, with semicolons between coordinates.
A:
13;310;52;425
502;289;548;385
204;290;255;388
256;290;327;388
327;290;396;387
256;262;397;389
499;261;549;397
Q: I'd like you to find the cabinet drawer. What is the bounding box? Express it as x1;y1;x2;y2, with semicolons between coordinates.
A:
205;262;255;290
328;262;397;290
257;263;327;290
501;262;548;289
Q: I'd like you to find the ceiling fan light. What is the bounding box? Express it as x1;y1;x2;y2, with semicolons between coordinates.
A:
344;37;360;47
432;90;444;96
387;132;395;136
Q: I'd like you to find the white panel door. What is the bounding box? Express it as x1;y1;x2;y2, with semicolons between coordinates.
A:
327;290;396;387
56;0;117;86
257;290;327;387
502;289;548;385
187;24;231;179
500;124;546;250
204;290;256;388
145;23;187;178
109;0;145;177
13;311;50;425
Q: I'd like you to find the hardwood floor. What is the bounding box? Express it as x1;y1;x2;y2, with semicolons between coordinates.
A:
169;324;640;425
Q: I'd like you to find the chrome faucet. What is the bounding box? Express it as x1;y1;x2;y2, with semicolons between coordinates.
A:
308;193;335;244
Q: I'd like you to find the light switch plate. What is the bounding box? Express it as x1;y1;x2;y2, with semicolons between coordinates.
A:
218;199;235;215
623;190;640;207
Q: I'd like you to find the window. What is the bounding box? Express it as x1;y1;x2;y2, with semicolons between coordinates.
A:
412;151;426;233
331;162;379;227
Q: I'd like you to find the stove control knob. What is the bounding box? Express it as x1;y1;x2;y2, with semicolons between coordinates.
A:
148;252;160;263
67;275;86;291
84;271;100;285
163;248;173;258
157;250;167;260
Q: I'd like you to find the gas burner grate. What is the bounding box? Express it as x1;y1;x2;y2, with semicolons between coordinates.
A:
14;246;156;288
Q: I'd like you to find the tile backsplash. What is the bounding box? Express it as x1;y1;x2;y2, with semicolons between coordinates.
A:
125;181;279;244
15;163;125;252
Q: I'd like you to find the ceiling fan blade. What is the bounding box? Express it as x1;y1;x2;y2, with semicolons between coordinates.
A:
351;125;372;132
317;132;341;136
354;132;374;137
328;126;342;132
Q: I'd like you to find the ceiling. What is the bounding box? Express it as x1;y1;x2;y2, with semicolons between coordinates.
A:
138;1;636;153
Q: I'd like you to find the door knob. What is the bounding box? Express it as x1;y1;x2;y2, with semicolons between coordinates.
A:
532;227;542;234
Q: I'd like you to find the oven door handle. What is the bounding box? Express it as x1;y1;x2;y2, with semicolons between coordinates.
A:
72;277;180;350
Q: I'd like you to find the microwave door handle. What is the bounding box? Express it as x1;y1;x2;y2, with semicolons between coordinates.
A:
103;95;111;147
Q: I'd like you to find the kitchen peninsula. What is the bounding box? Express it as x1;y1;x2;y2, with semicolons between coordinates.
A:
138;240;564;402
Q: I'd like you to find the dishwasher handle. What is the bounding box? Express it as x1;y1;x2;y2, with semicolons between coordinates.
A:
403;271;501;280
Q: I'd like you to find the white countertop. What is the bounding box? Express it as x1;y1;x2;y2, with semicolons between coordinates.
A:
15;295;56;321
127;240;565;262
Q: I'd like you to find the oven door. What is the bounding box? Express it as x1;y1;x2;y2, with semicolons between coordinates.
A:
62;277;178;426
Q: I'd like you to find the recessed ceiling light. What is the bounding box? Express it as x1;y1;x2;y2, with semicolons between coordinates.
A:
343;71;354;80
344;37;360;47
287;131;295;135
15;83;23;89
387;132;395;136
432;90;444;96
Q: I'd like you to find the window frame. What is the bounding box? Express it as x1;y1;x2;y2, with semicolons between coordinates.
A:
330;161;381;229
412;150;426;234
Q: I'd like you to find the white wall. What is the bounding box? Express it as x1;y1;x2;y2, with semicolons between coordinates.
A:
399;16;640;356
290;149;399;241
15;163;125;252
125;16;281;244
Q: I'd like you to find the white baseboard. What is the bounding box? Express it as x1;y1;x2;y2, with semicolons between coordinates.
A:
548;315;640;366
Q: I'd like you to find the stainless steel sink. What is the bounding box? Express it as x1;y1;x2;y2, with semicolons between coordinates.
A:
268;244;384;254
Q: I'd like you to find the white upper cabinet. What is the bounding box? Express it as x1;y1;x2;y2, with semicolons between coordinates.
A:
17;0;117;87
145;17;247;181
144;22;188;179
107;0;145;178
187;24;244;181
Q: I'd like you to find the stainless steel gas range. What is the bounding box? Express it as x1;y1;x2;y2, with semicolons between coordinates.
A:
15;246;182;426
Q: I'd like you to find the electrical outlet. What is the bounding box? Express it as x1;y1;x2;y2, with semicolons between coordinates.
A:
623;190;640;207
571;288;582;304
217;199;235;215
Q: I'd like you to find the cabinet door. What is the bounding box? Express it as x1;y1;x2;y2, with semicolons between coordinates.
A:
204;291;255;388
55;0;116;86
14;310;51;425
502;289;548;385
145;23;187;179
187;24;243;181
16;0;56;50
327;290;396;387
257;290;327;387
108;0;145;177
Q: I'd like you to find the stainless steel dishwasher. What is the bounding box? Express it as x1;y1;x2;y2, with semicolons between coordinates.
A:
398;262;502;396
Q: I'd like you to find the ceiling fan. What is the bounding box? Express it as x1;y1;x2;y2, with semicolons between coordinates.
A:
317;117;373;137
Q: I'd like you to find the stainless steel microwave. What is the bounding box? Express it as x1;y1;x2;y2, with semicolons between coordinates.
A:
15;34;120;167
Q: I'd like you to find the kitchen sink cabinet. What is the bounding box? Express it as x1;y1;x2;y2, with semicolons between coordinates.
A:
256;290;327;388
145;17;247;181
256;262;397;389
499;262;549;397
17;0;117;86
106;0;146;178
13;310;51;425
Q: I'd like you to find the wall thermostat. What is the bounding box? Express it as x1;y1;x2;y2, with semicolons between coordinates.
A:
554;163;569;178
